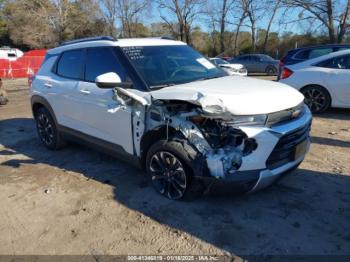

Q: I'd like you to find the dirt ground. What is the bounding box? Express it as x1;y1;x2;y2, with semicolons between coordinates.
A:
0;78;350;257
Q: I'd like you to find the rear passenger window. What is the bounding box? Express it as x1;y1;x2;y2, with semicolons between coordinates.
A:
84;47;126;82
238;56;249;61
308;48;332;59
57;49;84;79
316;55;350;69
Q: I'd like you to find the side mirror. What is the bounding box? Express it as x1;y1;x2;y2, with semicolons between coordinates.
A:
95;72;122;88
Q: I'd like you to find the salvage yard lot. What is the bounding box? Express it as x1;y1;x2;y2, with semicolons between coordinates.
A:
0;78;350;256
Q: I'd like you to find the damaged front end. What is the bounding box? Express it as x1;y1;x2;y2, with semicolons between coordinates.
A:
189;117;258;178
112;86;311;195
129;90;259;180
112;87;259;180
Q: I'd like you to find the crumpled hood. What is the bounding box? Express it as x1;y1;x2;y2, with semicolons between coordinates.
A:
150;76;304;115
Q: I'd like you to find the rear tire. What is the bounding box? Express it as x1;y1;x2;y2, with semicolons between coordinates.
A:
146;140;194;200
300;85;331;113
34;107;65;150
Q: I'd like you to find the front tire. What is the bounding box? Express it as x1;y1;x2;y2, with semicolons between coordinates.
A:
146;140;193;200
300;85;331;113
266;66;277;76
34;107;65;150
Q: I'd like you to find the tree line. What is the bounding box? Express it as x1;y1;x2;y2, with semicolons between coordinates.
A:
0;0;349;58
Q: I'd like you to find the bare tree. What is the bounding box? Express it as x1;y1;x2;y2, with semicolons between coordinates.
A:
228;0;249;55
69;0;107;39
100;0;118;37
117;0;150;37
3;0;106;48
100;0;150;38
206;0;235;54
157;0;205;44
232;11;247;55
282;0;350;43
51;0;75;42
261;0;282;53
240;0;266;52
3;0;58;48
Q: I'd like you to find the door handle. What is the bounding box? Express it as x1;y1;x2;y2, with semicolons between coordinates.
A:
44;82;53;88
79;89;90;95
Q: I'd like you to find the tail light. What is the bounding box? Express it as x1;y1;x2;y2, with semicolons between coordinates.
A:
281;67;293;79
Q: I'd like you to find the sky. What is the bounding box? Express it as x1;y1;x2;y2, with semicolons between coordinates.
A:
140;0;349;36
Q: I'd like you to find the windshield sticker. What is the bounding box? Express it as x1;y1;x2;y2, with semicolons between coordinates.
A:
122;47;145;60
196;58;216;69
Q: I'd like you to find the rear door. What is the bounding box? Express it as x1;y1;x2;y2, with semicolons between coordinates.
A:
250;55;262;72
75;46;134;154
319;55;350;106
48;49;85;129
237;55;253;72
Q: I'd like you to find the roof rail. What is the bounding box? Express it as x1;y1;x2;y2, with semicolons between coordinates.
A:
60;36;115;46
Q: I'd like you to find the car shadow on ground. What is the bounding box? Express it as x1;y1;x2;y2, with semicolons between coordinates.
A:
316;108;350;121
311;136;350;148
1;118;350;255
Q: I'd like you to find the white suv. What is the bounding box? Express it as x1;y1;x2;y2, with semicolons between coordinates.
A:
30;36;312;199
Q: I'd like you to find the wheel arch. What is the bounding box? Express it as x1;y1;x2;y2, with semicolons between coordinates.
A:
140;125;178;167
140;125;207;179
31;95;58;125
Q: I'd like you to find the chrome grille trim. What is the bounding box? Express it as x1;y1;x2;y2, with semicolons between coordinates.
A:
266;103;305;127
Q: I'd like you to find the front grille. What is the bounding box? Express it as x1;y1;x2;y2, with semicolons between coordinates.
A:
266;104;305;127
266;123;311;170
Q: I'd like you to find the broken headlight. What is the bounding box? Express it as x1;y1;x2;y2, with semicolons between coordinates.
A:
229;114;267;126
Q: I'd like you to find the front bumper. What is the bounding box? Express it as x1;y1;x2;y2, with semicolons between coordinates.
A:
207;105;312;192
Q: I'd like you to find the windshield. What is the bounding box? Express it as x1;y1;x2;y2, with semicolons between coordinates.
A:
121;45;226;88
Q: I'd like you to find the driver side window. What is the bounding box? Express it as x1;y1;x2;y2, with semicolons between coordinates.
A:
84;47;128;82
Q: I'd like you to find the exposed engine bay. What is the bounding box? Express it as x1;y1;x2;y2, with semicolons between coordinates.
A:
140;98;258;179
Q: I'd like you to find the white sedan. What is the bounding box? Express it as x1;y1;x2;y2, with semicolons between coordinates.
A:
210;58;248;76
279;50;350;113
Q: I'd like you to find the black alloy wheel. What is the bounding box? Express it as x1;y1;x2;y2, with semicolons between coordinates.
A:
301;85;331;113
149;151;187;200
36;110;54;146
34;107;65;150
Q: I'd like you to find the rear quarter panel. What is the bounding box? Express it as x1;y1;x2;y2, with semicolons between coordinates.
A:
280;66;338;105
281;66;326;89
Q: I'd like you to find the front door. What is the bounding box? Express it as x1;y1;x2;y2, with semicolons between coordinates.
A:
75;46;135;154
